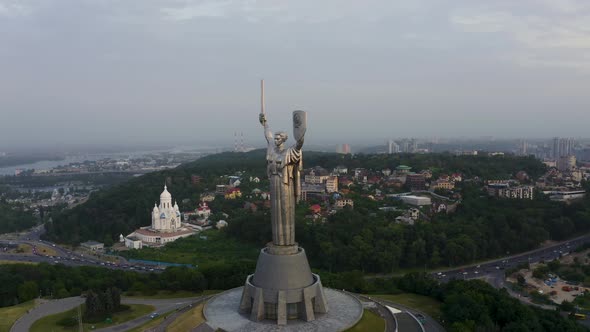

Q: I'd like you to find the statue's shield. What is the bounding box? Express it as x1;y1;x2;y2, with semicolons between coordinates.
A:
293;110;307;141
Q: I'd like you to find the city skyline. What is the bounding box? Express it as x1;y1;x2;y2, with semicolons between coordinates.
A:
2;0;590;148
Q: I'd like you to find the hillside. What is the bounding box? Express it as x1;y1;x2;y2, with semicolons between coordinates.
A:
45;150;547;246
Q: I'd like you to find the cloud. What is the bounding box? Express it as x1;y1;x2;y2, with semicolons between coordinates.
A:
159;0;425;23
450;1;590;69
0;0;32;17
161;0;234;20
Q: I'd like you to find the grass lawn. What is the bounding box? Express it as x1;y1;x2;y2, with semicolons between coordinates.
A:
0;260;38;265
372;293;442;322
15;243;33;254
166;303;204;332
36;245;59;257
118;230;259;266
30;304;154;332
346;309;385;332
0;300;36;332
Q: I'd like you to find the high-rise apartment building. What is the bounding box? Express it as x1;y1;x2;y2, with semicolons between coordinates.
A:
552;137;575;159
388;140;400;154
336;144;351;154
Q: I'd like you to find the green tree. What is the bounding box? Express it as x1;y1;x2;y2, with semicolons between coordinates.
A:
17;281;38;302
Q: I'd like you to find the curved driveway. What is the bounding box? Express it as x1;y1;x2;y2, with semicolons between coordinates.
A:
10;296;204;332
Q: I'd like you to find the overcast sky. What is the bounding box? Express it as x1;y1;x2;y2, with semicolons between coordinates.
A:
1;0;589;149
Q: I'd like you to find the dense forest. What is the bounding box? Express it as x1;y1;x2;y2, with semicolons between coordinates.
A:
0;200;37;234
45;150;547;245
396;273;588;332
0;262;252;307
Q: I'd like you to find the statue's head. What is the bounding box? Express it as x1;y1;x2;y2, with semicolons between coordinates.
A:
274;132;288;147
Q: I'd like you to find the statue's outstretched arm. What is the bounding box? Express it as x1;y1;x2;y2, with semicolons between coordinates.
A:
259;113;273;143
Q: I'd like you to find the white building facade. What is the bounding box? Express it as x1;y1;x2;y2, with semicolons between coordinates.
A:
125;185;195;248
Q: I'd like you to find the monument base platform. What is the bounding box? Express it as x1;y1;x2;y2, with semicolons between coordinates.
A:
203;287;363;332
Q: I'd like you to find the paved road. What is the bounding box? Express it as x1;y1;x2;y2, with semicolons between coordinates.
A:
355;294;397;332
376;298;445;332
0;225;165;273
142;296;211;332
433;233;590;283
95;297;203;332
10;296;204;332
11;297;85;332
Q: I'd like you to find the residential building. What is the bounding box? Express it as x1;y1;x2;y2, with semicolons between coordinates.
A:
325;176;338;193
200;192;216;202
225;188;242;199
333;165;348;175
388;140;400;154
395;215;415;225
305;167;330;184
216;185;228;195
309;204;322;214
488;183;534;200
216;220;228;229
420;170;433;179
336;144;351;154
196;202;211;219
334;198;354;209
300;183;326;202
548;190;586;202
81;241;104;251
557;155;576;172
406;173;426;190
125;237;142;249
191;175;202;184
431;179;455;190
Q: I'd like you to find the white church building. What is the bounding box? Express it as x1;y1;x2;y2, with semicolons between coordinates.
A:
125;185;196;248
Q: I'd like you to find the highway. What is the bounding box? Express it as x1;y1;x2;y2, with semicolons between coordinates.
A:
0;225;164;273
431;233;590;285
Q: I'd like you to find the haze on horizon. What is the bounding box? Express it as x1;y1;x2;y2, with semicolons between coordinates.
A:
1;0;589;150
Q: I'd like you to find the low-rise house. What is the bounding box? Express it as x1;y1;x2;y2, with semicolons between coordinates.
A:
215;185;228;195
243;202;258;212
225;188;242;199
333;165;348;175
334;198;354;209
125;237;142;249
81;241;104;251
200;192;216;202
431;179;455;190
309;204;322;214
197;202;211;219
395;215;415;225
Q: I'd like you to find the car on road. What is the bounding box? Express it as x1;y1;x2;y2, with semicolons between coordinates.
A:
149;312;159;319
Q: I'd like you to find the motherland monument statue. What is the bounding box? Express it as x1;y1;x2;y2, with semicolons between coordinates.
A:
238;80;328;325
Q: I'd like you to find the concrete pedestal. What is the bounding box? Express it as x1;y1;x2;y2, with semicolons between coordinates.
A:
239;247;328;325
204;287;362;332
